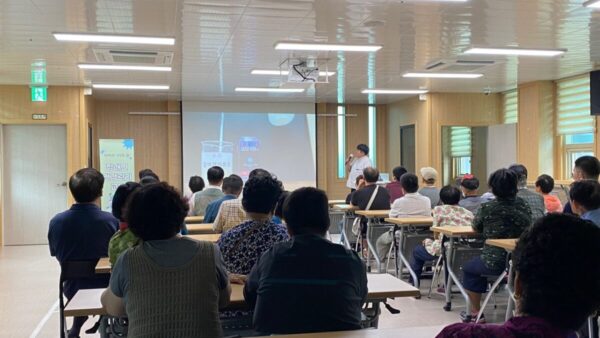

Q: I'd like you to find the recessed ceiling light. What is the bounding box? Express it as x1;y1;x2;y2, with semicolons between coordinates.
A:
274;41;382;52
403;72;483;79
53;32;175;45
464;47;566;57
78;64;172;72
92;84;170;90
235;87;305;93
251;69;335;76
362;89;429;94
584;0;600;8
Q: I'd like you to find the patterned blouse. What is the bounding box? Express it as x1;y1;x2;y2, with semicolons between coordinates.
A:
424;204;474;256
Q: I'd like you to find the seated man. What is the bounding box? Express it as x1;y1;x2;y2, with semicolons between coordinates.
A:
509;164;545;223
569;180;600;226
386;166;407;203
192;166;225;216
245;187;367;335
419;167;440;208
564;155;600;214
186;175;205;215
48;168;118;337
204;175;243;224
458;175;487;214
376;173;431;259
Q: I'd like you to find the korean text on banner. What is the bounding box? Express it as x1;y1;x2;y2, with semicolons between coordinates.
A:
99;139;135;211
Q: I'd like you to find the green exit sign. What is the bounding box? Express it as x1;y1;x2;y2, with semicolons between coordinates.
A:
31;87;47;102
31;68;46;84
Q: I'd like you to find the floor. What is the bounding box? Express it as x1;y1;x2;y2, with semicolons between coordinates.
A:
0;245;510;338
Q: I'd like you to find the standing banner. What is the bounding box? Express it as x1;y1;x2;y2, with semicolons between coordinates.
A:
99;139;135;211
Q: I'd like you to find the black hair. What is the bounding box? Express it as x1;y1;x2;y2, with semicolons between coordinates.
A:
223;174;244;195
357;144;369;156
248;168;270;179
514;214;600;330
363;167;379;183
508;164;528;186
69;168;105;203
392;166;407;181
283;187;330;235
138;169;158;181
274;191;290;219
460;176;480;191
569;180;600;211
400;173;419;193
439;185;461;205
188;176;205;193
111;182;141;221
140;176;159;186
488;168;518;199
207;166;225;185
535;174;555;194
575;155;600;180
127;182;188;241
242;175;282;214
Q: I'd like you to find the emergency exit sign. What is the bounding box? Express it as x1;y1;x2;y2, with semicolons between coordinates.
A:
31;87;47;102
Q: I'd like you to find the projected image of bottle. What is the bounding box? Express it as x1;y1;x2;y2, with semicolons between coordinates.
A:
201;113;233;175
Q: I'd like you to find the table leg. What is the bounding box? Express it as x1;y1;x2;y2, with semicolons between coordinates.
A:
396;227;419;287
443;238;454;311
341;212;351;249
365;217;383;273
443;237;472;321
505;259;515;321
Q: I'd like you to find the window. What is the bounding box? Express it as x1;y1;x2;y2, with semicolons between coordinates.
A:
450;126;472;177
337;105;346;179
502;89;518;124
368;106;376;167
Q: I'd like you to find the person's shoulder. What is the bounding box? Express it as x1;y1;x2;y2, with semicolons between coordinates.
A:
436;322;498;338
50;209;72;224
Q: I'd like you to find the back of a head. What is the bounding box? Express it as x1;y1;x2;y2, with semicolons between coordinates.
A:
69;168;105;203
224;174;244;195
127;182;188;241
488;168;518;199
535;174;554;194
400;173;419;193
575;155;600;180
508;164;528;187
140;176;159;186
420;167;438;185
188;175;205;193
356;144;369;156
460;175;479;191
207;166;225;185
111;182;141;221
362;167;379;183
439;185;461;205
138;168;158;181
514;214;600;330
242;175;282;214
283;187;329;235
248;168;270;179
274;191;290;219
392;166;407;181
569;180;600;211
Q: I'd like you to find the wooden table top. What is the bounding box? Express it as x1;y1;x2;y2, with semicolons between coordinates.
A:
186;223;216;234
184;215;205;224
257;326;444;338
185;233;221;243
384;217;434;226
486;238;517;252
354;210;391;217
331;204;358;211
64;288;106;317
96;257;111;274
430;226;477;236
328;200;347;206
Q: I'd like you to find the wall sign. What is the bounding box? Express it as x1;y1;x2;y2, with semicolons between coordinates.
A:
99;139;135;211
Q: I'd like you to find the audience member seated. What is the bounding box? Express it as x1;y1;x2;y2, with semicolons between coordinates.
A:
139;175;158;186
570;180;600;227
186;175;205;214
509;164;545;222
245;187;367;335
192;166;225;216
204;175;243;223
375;173;431;260
138;168;159;181
271;190;290;225
437;213;600;338
535;174;563;213
217;174;289;317
564;155;600;214
460;169;532;322
419;167;441;207
48;168;118;337
108;182;141;264
386;166;407;203
458;175;487;214
410;186;474;285
101;183;230;337
345;175;365;204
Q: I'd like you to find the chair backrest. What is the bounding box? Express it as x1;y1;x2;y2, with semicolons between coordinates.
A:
59;259;99;338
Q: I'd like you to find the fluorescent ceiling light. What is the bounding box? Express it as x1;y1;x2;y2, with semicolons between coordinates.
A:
78;64;172;72
274;41;382;52
251;69;335;76
464;47;566;57
235;87;305;93
584;0;600;8
92;84;170;90
362;89;429;94
403;72;483;79
53;32;175;45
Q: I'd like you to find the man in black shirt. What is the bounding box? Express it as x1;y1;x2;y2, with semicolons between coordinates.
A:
350;167;391;210
244;187;368;335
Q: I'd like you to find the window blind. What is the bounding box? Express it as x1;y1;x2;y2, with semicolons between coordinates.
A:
503;89;518;124
557;75;595;135
450;126;471;157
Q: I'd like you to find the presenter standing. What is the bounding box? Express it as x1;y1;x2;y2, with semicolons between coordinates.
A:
346;144;373;192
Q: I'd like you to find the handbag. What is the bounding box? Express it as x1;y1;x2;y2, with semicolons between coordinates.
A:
352;185;380;236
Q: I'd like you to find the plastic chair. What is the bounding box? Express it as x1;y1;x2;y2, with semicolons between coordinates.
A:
59;260;100;338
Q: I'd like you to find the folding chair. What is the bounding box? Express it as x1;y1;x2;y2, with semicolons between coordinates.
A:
59;260;100;338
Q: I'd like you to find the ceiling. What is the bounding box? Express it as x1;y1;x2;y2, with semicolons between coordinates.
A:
2;0;600;103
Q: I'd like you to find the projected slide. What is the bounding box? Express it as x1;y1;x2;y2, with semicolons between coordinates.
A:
182;112;316;191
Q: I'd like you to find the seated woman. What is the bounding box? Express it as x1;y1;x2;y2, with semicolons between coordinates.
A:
410;185;474;285
459;169;532;323
437;213;600;337
108;182;141;264
101;183;231;337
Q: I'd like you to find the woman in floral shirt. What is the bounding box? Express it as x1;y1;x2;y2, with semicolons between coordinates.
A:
409;185;474;285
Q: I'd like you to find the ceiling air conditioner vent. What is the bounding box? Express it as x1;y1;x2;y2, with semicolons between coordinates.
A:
425;59;498;72
93;49;173;65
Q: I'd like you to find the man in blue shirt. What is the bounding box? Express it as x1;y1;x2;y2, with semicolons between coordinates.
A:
564;155;600;214
48;168;118;337
570;180;600;227
204;174;243;223
244;187;368;335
